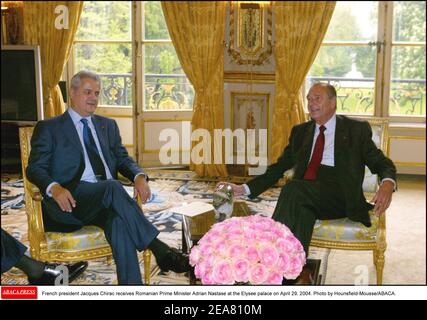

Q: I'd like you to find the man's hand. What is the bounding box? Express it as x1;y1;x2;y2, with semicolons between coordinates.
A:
370;180;394;215
134;175;151;204
216;182;246;197
51;184;76;213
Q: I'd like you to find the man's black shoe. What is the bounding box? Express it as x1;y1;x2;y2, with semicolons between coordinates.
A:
28;261;88;285
157;248;190;273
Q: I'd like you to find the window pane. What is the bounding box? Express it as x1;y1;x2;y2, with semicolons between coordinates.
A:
393;1;426;42
307;46;377;115
144;44;183;74
144;75;194;110
74;44;132;107
144;1;170;40
144;44;193;110
76;1;131;40
324;1;377;42
389;47;426;116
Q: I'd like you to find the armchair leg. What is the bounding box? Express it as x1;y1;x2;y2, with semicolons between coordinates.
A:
143;249;152;285
373;250;377;267
374;249;385;285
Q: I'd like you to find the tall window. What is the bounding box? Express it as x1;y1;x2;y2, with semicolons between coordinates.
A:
74;1;132;107
390;1;425;116
73;1;194;110
306;1;378;116
305;1;426;120
142;1;194;110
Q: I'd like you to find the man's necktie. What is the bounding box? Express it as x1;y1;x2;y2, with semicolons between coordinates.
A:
81;118;106;181
303;125;326;180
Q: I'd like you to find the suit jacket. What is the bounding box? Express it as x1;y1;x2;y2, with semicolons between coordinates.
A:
26;111;147;229
246;115;396;225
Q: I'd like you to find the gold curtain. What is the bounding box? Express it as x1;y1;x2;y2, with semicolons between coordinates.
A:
23;1;83;118
161;1;228;177
271;1;335;162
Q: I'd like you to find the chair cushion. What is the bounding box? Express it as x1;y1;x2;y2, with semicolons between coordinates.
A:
363;167;378;193
312;211;379;243
45;225;109;252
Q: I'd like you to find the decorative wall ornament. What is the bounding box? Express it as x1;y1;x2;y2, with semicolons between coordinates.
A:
227;1;272;66
230;91;270;154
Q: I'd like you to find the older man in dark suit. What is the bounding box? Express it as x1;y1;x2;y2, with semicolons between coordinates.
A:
27;71;189;285
224;83;396;284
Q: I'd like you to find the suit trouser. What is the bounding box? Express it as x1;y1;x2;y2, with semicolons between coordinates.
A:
1;228;27;274
70;180;159;285
272;166;347;255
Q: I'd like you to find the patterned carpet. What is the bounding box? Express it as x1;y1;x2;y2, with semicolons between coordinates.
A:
1;171;328;285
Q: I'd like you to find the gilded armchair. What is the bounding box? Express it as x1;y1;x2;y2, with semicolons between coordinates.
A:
19;127;152;284
310;118;390;285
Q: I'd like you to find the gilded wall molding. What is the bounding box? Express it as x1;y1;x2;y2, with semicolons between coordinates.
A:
227;1;273;66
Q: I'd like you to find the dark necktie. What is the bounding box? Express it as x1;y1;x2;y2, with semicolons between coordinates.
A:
303;125;326;180
81;118;106;181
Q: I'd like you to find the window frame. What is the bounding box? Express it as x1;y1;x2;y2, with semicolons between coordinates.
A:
68;1;133;109
304;1;426;125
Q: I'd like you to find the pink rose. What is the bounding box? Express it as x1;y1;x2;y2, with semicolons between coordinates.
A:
265;271;283;285
285;235;304;251
189;246;201;266
243;229;258;242
276;254;290;273
284;256;304;279
232;259;250;283
249;264;268;284
201;272;215;285
212;260;234;284
259;246;279;268
275;238;289;253
194;261;208;279
273;226;286;238
199;244;214;256
226;230;244;242
214;239;228;252
258;231;276;242
228;244;246;258
246;246;259;262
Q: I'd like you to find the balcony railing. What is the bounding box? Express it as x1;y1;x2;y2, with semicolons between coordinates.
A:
307;76;426;115
97;73;194;110
145;74;194;110
96;73;425;115
98;73;133;107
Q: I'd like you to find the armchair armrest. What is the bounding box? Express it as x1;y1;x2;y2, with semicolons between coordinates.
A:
29;185;42;201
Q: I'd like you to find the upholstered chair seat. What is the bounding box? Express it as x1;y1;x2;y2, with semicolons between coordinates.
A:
45;226;109;252
313;211;379;243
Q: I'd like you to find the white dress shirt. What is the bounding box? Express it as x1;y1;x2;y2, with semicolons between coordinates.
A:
67;107;114;182
310;115;336;166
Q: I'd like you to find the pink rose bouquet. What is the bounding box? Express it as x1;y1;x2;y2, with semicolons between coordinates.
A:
189;215;306;285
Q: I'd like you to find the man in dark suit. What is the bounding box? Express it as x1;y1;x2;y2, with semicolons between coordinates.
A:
26;70;189;285
1;228;87;285
223;83;396;284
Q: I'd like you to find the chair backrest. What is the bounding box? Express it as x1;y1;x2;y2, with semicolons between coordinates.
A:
362;118;389;194
19;127;35;193
18;126;46;259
